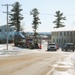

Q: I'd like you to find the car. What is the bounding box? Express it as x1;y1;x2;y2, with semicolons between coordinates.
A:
47;43;58;51
62;43;74;52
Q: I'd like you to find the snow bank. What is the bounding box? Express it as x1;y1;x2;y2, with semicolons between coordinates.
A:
0;44;40;57
52;70;72;75
50;53;75;75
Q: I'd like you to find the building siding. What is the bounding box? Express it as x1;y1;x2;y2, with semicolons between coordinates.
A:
0;25;15;43
51;31;75;47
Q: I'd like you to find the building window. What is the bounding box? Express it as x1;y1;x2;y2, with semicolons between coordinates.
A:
57;32;58;36
0;29;2;32
10;35;12;38
53;39;55;42
52;32;56;36
57;39;58;43
10;30;12;31
61;38;63;43
64;39;66;43
74;31;75;35
54;32;56;36
60;32;62;36
5;35;6;37
70;32;72;36
64;32;66;36
67;32;69;36
59;39;60;43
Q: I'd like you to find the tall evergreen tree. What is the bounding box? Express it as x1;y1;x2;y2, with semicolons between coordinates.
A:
9;2;24;31
53;10;66;28
30;8;41;41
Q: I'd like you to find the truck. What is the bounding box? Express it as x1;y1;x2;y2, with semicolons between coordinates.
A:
14;31;41;49
24;38;33;48
14;31;26;46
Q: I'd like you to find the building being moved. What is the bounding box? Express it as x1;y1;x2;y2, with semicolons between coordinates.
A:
51;26;75;47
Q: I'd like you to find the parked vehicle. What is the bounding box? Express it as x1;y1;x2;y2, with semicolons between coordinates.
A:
62;43;74;52
14;32;41;49
47;43;58;51
24;38;33;48
29;42;39;49
14;31;25;46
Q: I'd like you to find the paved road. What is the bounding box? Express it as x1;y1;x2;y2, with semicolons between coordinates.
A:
0;42;75;75
0;51;75;75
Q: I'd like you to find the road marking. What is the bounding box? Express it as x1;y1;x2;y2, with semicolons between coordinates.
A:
46;58;61;75
46;53;74;75
46;63;58;75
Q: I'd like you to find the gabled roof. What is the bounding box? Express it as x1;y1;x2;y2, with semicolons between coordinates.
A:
51;26;75;32
15;31;25;39
0;25;16;30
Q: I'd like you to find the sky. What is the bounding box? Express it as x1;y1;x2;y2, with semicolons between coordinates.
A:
0;0;75;32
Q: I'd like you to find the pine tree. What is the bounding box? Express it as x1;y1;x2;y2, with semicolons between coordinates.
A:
53;10;66;28
30;8;41;41
9;2;24;31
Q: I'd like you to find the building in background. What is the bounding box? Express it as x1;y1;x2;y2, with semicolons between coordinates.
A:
0;25;16;43
51;27;75;47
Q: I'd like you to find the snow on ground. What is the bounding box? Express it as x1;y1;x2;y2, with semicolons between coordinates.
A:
0;44;41;57
50;53;75;75
0;43;75;75
52;71;72;75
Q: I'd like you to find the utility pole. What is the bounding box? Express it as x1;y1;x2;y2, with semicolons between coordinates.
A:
2;4;12;50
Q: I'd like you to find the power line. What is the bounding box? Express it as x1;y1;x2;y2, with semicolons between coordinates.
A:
1;8;75;16
22;12;75;16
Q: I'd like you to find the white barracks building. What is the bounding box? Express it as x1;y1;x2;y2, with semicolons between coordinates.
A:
51;27;75;47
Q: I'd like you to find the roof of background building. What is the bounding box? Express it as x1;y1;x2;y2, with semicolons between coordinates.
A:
15;31;25;39
0;25;16;29
51;26;75;32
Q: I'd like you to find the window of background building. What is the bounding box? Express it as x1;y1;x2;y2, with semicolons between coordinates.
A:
0;29;2;32
74;31;75;35
54;32;56;36
67;32;69;36
53;39;55;42
60;32;62;36
61;38;63;43
71;39;73;42
10;30;12;31
64;32;66;36
59;39;60;43
57;32;58;36
72;31;74;36
5;35;6;37
64;39;66;43
57;39;58;43
70;32;72;36
10;35;12;38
